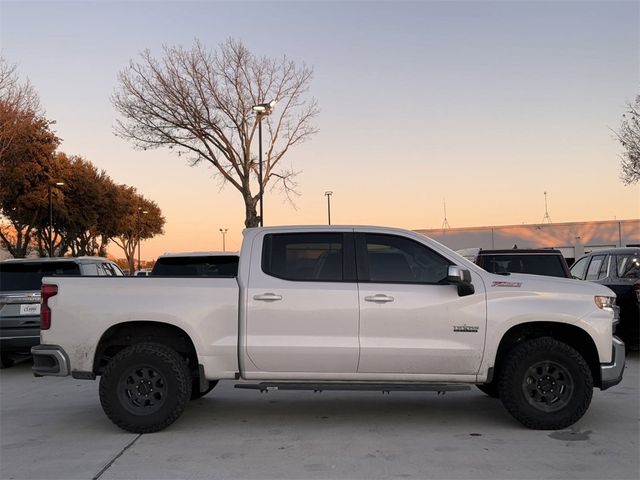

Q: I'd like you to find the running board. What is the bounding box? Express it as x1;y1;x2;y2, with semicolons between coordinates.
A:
235;382;470;393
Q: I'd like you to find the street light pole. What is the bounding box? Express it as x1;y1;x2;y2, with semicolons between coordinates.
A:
258;120;263;226
324;191;333;225
252;100;276;227
219;228;228;252
137;207;148;272
48;182;64;257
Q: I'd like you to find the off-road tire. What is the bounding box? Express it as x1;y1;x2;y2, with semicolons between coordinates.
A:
498;337;593;430
476;382;499;398
190;379;218;400
99;343;192;433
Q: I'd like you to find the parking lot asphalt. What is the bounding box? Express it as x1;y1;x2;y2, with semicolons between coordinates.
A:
1;354;638;480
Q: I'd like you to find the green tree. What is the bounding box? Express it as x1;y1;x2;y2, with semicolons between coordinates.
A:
0;116;60;257
110;186;165;272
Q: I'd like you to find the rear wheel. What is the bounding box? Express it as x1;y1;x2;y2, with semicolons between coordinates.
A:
498;337;592;430
99;343;192;433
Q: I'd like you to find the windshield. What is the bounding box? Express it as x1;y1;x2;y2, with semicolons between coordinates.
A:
0;262;81;291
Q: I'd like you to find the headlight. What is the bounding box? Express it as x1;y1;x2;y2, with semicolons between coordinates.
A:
594;296;616;309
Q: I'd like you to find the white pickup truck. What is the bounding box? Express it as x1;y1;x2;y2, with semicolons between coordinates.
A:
32;226;625;433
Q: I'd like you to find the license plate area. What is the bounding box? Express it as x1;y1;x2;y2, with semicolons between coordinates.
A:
20;304;41;315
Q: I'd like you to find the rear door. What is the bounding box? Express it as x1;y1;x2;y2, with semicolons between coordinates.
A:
245;231;360;374
356;232;486;375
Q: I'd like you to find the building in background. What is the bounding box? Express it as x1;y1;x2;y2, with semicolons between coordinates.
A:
416;219;639;265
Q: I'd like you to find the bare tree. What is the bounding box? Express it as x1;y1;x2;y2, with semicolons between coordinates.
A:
617;95;640;185
113;39;319;227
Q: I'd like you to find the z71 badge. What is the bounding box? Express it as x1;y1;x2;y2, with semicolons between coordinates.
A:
491;281;522;288
453;325;479;333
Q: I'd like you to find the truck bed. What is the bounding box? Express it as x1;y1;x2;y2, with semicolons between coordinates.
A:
40;276;240;379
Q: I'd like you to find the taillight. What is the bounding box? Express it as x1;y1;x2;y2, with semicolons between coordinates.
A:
41;284;58;330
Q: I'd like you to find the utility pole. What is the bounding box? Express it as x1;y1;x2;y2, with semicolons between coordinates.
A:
219;228;228;252
137;207;148;271
542;191;552;224
324;191;333;225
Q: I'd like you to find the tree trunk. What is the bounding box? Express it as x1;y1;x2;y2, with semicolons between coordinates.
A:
244;193;260;228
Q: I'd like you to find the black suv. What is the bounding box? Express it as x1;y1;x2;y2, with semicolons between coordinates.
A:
570;247;639;350
460;248;572;278
0;257;123;367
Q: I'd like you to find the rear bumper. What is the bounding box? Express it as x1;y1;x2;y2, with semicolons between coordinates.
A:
31;344;70;377
600;336;626;390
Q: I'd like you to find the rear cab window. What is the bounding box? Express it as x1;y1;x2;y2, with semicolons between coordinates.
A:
261;233;350;282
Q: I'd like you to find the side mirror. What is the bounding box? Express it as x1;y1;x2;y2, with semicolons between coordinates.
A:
447;266;475;297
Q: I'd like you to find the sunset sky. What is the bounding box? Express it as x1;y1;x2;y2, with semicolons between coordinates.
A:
1;0;638;258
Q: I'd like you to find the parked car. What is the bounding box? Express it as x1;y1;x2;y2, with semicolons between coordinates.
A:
0;257;123;368
133;269;151;276
570;247;639;350
458;248;571;278
150;251;239;277
32;226;623;433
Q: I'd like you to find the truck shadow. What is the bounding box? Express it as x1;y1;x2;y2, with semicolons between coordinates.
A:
179;385;517;431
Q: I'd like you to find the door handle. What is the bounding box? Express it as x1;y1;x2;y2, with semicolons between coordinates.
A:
364;294;394;303
253;293;283;302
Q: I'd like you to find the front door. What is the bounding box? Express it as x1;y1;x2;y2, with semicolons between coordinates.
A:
245;231;360;375
356;232;486;375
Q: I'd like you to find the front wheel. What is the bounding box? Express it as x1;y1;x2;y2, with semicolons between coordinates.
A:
99;343;192;433
498;337;593;430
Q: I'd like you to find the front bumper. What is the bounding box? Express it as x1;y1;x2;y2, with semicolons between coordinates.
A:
31;344;70;377
600;336;625;390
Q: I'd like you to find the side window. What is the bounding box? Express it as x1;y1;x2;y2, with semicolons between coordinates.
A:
262;233;345;282
585;255;605;281
362;234;451;284
597;255;610;280
570;256;589;280
83;263;99;276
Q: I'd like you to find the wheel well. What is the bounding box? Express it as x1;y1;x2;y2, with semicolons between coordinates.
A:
492;322;602;388
93;321;198;376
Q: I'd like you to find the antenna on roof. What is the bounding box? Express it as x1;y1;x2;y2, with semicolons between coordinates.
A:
542;191;552;224
442;199;450;230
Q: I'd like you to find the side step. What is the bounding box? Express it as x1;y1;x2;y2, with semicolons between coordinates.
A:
235;382;470;393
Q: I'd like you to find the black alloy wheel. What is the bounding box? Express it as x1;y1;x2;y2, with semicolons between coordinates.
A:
522;360;573;413
99;342;192;433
